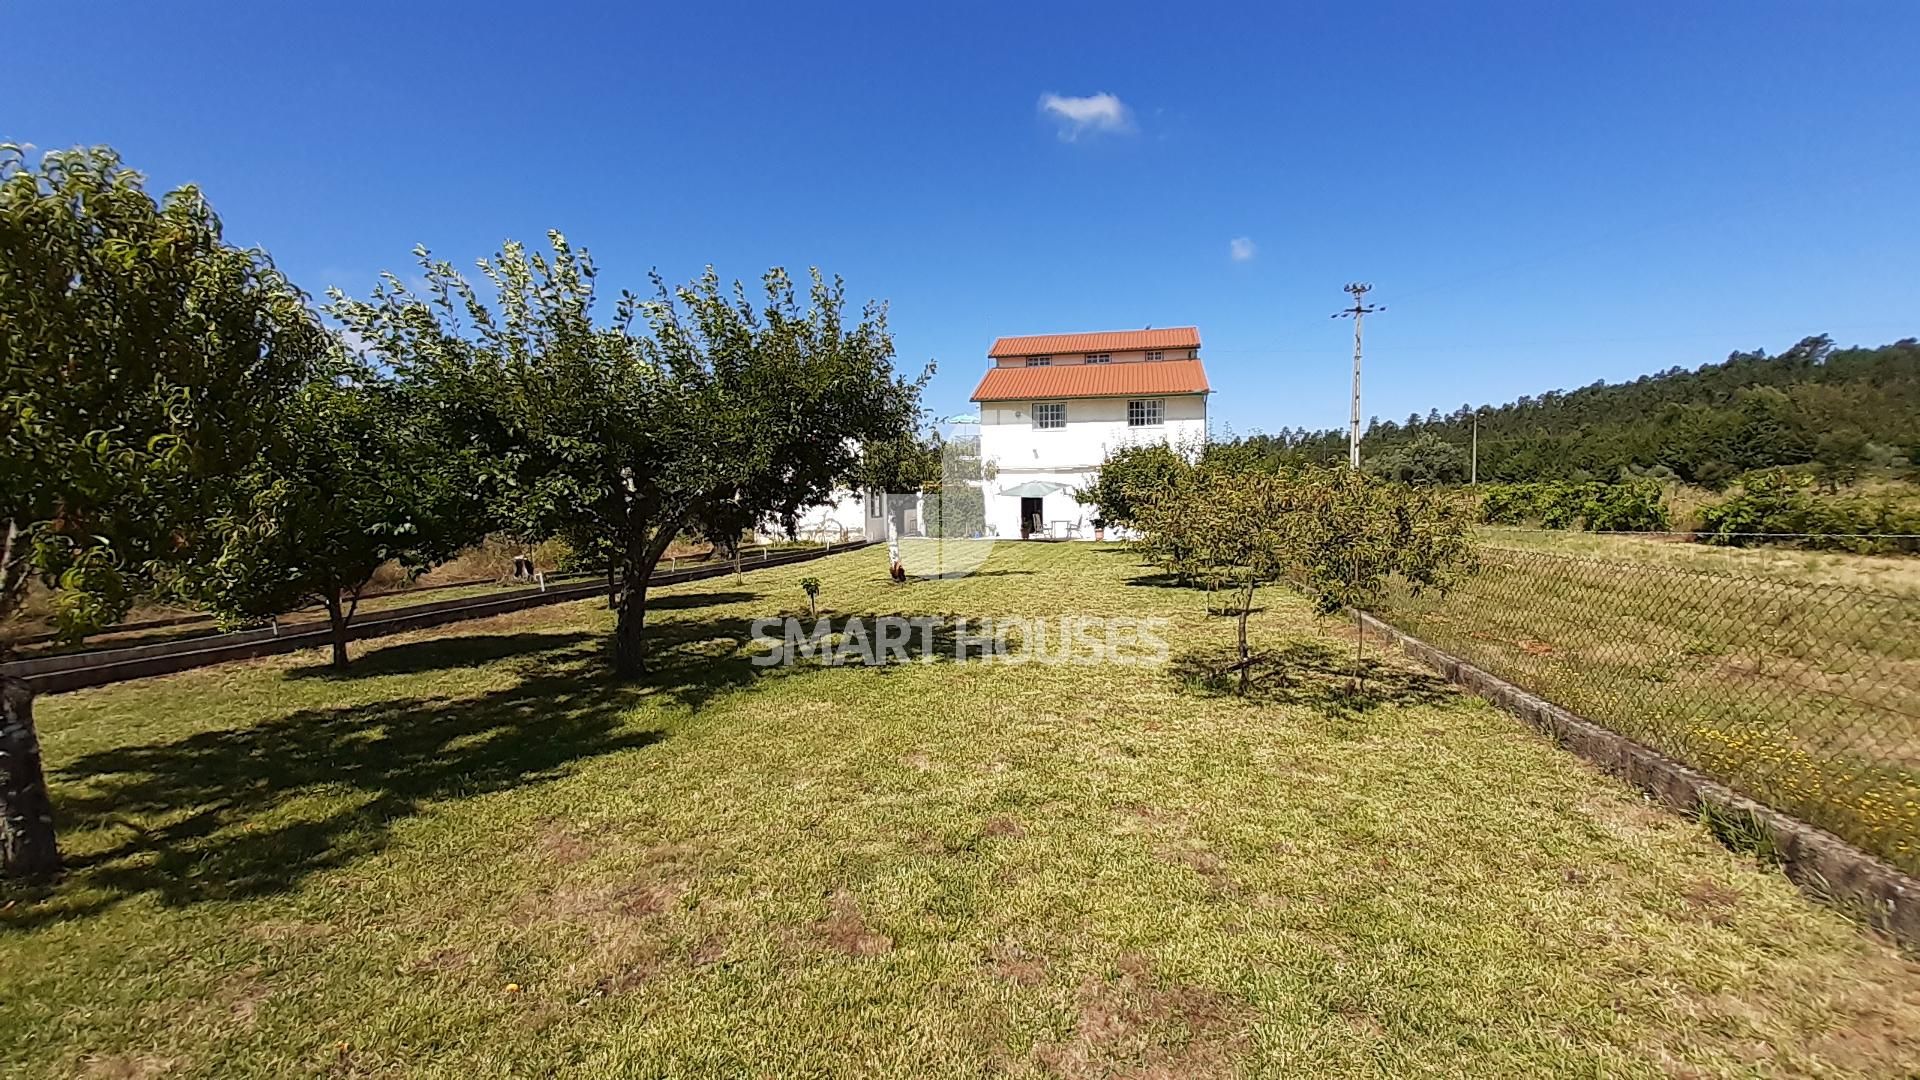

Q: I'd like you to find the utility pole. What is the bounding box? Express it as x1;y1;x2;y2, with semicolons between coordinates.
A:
1332;283;1382;469
1471;410;1479;485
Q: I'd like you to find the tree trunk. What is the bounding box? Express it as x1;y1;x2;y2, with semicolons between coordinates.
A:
613;570;651;677
1;675;59;879
1236;580;1254;695
613;529;672;678
1354;610;1366;697
606;566;618;610
323;591;351;669
0;520;30;633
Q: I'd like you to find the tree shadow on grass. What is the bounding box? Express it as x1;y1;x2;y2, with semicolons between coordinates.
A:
1125;572;1192;590
7;600;978;928
1169;636;1455;717
648;589;758;610
627;610;977;709
1122;574;1270;623
285;631;596;680
281;589;758;682
5;632;664;929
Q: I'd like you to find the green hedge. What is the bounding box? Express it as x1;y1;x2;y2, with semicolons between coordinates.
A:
1697;470;1920;554
1479;479;1670;532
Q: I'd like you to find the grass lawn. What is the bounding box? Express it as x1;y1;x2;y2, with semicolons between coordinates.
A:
1482;526;1920;597
1382;532;1920;876
6;542;1920;1078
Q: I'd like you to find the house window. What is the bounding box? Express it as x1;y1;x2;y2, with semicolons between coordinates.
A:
867;491;880;516
1084;353;1111;364
1025;355;1051;367
1145;350;1164;362
1127;399;1163;427
1032;402;1066;429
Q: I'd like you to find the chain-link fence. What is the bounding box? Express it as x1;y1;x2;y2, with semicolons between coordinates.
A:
1376;544;1920;875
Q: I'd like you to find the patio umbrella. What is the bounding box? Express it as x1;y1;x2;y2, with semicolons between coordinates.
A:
998;481;1070;498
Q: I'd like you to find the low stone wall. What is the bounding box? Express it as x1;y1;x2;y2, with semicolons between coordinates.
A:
6;543;866;695
1359;611;1920;949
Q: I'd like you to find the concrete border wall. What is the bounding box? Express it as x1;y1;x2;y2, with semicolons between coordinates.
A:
1359;610;1920;949
6;543;865;695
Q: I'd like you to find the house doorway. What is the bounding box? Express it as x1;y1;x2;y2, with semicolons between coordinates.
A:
1020;496;1044;539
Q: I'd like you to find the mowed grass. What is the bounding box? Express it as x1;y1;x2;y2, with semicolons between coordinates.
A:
6;543;1920;1078
1382;534;1920;875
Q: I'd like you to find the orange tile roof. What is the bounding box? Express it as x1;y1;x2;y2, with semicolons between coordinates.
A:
970;359;1210;402
987;326;1200;358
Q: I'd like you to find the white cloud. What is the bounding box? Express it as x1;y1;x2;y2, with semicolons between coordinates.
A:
1229;237;1257;262
1038;92;1133;140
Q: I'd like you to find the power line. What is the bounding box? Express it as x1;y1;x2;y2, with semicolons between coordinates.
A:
1205;323;1917;357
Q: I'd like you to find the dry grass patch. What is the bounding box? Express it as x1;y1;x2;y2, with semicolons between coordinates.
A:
982;815;1026;839
1034;953;1250;1079
77;1055;179;1080
815;892;893;957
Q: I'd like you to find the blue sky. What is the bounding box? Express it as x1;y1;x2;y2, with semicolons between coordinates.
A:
7;2;1917;434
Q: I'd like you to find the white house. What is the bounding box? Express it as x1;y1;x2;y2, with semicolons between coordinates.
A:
788;488;890;543
971;327;1209;539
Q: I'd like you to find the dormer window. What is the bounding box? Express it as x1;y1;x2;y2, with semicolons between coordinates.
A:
1145;351;1164;362
1084;353;1111;364
1025;355;1051;367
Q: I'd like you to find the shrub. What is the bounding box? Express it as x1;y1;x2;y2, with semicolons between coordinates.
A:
1697;470;1919;554
1365;432;1468;485
535;535;583;572
1695;470;1804;542
1077;439;1200;530
1132;466;1478;693
1580;478;1671;532
1480;484;1534;525
1536;483;1587;530
1480;480;1670;532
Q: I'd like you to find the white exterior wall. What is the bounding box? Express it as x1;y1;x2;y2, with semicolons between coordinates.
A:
790;488;887;542
976;393;1207;539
